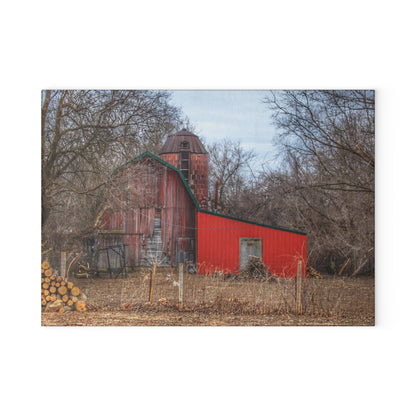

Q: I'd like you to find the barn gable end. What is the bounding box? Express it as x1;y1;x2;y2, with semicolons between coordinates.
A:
95;152;198;268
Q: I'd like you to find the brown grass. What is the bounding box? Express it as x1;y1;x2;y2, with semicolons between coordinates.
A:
67;268;374;321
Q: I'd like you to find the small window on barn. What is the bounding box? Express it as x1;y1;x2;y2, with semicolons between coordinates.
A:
180;141;190;149
180;151;190;180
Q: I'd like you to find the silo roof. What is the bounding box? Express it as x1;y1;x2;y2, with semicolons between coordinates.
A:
159;129;208;154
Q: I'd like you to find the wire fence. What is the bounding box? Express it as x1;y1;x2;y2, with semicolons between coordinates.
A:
66;267;374;318
42;249;374;319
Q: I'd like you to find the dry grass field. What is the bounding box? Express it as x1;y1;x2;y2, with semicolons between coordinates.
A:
41;268;375;326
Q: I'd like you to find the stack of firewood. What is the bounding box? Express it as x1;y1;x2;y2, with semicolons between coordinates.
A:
41;261;87;312
242;256;270;280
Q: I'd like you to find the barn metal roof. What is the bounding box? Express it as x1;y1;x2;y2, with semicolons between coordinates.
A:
94;151;306;236
198;210;307;235
159;129;208;154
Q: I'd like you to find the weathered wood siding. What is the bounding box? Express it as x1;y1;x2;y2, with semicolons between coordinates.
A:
99;155;196;267
159;152;208;207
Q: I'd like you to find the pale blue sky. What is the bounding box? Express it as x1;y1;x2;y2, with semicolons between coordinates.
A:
170;90;277;169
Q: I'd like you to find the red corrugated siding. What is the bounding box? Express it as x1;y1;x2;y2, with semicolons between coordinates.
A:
197;212;306;277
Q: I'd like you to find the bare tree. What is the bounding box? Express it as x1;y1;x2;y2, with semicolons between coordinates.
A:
41;90;183;246
265;90;374;193
255;90;375;275
206;139;255;214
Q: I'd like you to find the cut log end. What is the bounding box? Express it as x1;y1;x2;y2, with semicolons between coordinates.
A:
71;287;81;297
75;301;87;312
57;286;68;296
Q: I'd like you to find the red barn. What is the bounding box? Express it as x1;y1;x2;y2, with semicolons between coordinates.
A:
197;211;306;277
94;129;306;277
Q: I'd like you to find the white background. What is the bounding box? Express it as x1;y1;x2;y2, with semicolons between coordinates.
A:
1;1;415;415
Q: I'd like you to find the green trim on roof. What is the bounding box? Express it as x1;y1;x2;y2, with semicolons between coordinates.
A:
138;151;200;209
94;151;306;236
95;151;200;211
199;209;307;236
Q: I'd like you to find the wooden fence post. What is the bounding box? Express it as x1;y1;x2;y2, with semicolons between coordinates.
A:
296;260;303;315
338;258;350;276
179;263;184;310
149;262;157;304
60;251;67;280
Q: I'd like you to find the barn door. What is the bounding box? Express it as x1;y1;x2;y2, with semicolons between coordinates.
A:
239;238;263;270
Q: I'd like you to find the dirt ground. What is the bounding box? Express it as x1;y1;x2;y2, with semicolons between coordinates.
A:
41;310;374;326
41;270;375;326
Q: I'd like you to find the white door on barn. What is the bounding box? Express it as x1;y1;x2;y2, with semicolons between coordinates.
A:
239;238;263;270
